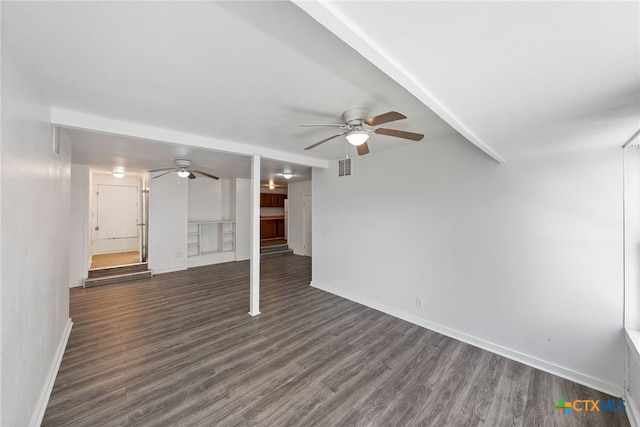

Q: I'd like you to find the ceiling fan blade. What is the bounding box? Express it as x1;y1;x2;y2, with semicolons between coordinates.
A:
304;132;348;150
193;169;220;180
374;128;424;141
356;142;370;156
188;172;196;179
365;111;407;126
148;167;175;173
299;124;350;128
151;170;174;179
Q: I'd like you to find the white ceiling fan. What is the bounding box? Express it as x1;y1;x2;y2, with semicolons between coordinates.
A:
300;107;424;155
149;159;219;180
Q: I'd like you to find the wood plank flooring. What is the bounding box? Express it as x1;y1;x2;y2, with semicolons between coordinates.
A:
260;238;287;247
44;256;630;426
90;251;140;269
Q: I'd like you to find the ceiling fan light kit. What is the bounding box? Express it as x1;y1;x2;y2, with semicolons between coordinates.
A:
177;168;190;178
301;107;424;156
282;172;293;180
345;129;369;146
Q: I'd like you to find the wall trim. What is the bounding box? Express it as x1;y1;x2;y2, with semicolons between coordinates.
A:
51;108;328;169
150;266;187;275
627;329;640;427
311;280;625;398
29;318;73;427
627;390;640;427
626;329;640;363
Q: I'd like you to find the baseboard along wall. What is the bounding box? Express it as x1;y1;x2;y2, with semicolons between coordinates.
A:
30;318;73;427
310;281;625;399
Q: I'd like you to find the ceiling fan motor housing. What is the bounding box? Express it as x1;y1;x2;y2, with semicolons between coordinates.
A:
342;107;371;126
175;159;192;168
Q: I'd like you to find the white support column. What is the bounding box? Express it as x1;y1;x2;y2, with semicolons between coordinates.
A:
249;154;261;316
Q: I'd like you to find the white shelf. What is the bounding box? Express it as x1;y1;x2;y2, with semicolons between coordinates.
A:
187;221;235;264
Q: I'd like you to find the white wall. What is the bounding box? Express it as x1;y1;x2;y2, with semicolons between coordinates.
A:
625;147;640;331
624;147;640;427
188;177;222;221
69;164;89;287
148;174;188;274
151;176;244;270
235;178;251;260
222;179;236;220
1;48;72;426
288;180;311;255
312;133;625;396
261;207;285;217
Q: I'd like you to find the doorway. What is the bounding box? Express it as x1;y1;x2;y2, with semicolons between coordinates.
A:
89;172;148;269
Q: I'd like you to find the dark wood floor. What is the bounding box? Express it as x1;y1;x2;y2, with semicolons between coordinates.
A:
44;256;630;426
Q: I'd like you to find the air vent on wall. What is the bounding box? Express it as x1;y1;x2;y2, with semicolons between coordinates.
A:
338;158;351;177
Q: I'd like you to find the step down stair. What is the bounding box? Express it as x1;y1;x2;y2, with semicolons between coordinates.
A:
84;263;151;288
260;244;293;258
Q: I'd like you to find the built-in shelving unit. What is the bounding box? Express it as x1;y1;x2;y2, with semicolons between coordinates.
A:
187;220;235;267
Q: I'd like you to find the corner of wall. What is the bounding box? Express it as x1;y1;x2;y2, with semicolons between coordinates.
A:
28;319;72;427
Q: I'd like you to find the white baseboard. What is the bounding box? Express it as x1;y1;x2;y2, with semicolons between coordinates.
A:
311;281;625;398
150;266;187;275
29;318;73;427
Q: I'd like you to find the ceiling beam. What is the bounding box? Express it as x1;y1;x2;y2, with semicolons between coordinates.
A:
623;129;640;148
293;0;506;164
51;108;329;169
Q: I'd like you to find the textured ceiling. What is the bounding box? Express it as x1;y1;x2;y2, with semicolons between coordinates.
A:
3;1;638;180
296;1;640;161
65;128;312;186
2;0;458;178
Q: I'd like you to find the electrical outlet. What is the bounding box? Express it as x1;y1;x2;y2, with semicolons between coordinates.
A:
416;297;424;308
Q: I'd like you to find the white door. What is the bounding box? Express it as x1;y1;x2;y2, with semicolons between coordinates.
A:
303;194;312;256
94;184;139;254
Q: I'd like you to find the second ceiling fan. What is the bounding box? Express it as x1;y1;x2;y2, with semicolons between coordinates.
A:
301;107;424;155
149;159;219;180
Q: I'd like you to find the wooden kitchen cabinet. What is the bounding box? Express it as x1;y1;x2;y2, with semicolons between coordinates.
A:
260;219;278;239
260;217;285;239
260;193;287;207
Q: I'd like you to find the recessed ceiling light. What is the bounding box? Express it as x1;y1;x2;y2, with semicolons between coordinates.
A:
112;167;125;178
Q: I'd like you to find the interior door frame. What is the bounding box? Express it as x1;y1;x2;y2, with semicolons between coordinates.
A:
88;170;148;266
302;194;312;257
